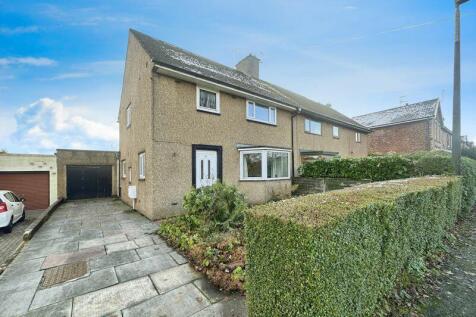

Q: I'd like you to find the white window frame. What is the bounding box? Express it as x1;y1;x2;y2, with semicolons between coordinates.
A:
355;132;361;143
246;100;277;125
126;104;132;128
128;167;132;183
121;160;126;178
196;86;220;114
138;152;145;180
332;126;340;138
304;118;322;135
239;148;291;181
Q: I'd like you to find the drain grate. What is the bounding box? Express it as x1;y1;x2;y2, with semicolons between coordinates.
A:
41;261;88;288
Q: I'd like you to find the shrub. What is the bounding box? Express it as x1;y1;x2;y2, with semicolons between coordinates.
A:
298;154;414;181
245;176;462;317
299;151;476;216
183;182;246;231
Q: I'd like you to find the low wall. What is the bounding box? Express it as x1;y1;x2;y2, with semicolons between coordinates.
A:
293;177;371;196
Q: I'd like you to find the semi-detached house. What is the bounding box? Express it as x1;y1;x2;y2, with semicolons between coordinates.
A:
119;29;370;220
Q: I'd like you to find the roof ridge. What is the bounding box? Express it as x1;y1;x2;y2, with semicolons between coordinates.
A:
353;98;439;119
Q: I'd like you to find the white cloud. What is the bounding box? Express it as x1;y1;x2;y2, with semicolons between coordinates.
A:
13;98;118;152
48;72;91;80
46;60;124;80
0;26;39;35
0;57;56;66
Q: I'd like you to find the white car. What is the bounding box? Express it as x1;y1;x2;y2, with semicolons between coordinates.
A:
0;190;26;233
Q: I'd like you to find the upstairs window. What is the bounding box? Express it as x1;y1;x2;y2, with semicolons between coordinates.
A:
126;105;132;128
138;152;145;180
247;101;276;125
332;126;340;138
304;118;322;135
240;149;290;180
196;87;220;113
355;132;361;143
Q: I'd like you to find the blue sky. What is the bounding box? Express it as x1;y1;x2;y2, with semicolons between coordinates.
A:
1;0;475;154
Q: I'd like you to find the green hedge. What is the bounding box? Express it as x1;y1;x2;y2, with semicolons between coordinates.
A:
245;176;462;317
298;151;476;215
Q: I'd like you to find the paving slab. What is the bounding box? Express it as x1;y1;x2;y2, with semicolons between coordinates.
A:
135;244;171;260
78;234;127;250
115;253;177;282
1;257;45;278
30;268;118;310
150;264;201;294
190;296;247;317
193;278;225;304
72;277;157;317
42;246;105;269
0;270;43;293
23;299;73;317
89;249;140;272
17;241;79;261
133;236;154;248
105;241;138;254
169;250;188;264
122;283;210;317
0;288;37;317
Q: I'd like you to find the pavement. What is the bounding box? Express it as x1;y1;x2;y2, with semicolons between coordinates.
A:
423;210;476;316
0;198;246;317
0;211;40;273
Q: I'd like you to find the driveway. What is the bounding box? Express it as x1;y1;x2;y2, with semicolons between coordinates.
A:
0;198;246;317
0;211;40;273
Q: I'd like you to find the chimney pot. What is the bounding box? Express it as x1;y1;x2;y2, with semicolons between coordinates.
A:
236;54;260;78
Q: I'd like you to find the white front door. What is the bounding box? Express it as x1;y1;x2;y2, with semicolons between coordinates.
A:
196;150;218;188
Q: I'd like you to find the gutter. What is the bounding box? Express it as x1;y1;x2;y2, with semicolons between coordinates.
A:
291;108;302;178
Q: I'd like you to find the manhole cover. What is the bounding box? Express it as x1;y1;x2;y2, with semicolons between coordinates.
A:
41;261;88;288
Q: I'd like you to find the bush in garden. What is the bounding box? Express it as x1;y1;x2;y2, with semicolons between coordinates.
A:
245;176;462;317
183;182;246;231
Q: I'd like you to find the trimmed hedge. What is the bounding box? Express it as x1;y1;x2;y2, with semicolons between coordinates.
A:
245;176;462;316
298;151;476;215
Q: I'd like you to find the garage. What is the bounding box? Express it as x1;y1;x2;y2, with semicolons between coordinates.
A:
66;165;112;200
0;172;50;210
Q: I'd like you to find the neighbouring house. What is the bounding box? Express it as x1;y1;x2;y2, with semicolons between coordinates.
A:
119;29;370;220
353;99;452;154
0;153;57;210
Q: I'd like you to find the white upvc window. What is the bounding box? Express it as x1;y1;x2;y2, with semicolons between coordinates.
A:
196;86;220;113
239;149;291;181
138;152;145;180
121;160;126;178
332;126;340;138
246;101;277;125
355;132;361;143
304;118;322;135
126;104;132;128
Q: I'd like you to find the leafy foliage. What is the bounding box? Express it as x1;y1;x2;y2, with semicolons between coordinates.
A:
245;177;462;316
462;146;476;160
183;182;246;231
299;151;476;216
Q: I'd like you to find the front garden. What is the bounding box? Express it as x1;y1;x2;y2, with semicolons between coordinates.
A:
158;151;476;316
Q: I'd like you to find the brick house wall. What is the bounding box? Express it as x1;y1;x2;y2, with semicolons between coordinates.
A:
368;120;430;154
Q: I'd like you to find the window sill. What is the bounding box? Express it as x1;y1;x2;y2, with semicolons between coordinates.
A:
138;177;146;181
246;119;277;127
333;136;340;139
304;131;322;136
197;108;220;115
240;178;291;182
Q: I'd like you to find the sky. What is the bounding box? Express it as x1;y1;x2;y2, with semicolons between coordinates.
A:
0;0;475;154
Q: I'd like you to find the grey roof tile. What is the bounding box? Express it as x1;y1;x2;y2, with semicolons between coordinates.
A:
353;99;440;128
130;29;368;131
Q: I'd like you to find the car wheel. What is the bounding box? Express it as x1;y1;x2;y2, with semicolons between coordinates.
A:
20;209;26;222
3;217;13;233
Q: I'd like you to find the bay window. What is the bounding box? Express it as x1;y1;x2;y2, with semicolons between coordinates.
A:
246;101;276;125
240;149;290;180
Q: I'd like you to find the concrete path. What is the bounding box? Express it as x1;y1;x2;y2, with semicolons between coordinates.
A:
0;199;246;317
0;211;40;273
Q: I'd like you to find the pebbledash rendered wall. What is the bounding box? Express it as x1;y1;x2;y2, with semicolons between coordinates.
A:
56;149;119;199
118;32;368;220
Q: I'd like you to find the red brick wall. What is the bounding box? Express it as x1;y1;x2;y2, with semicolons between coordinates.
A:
368;120;430;154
